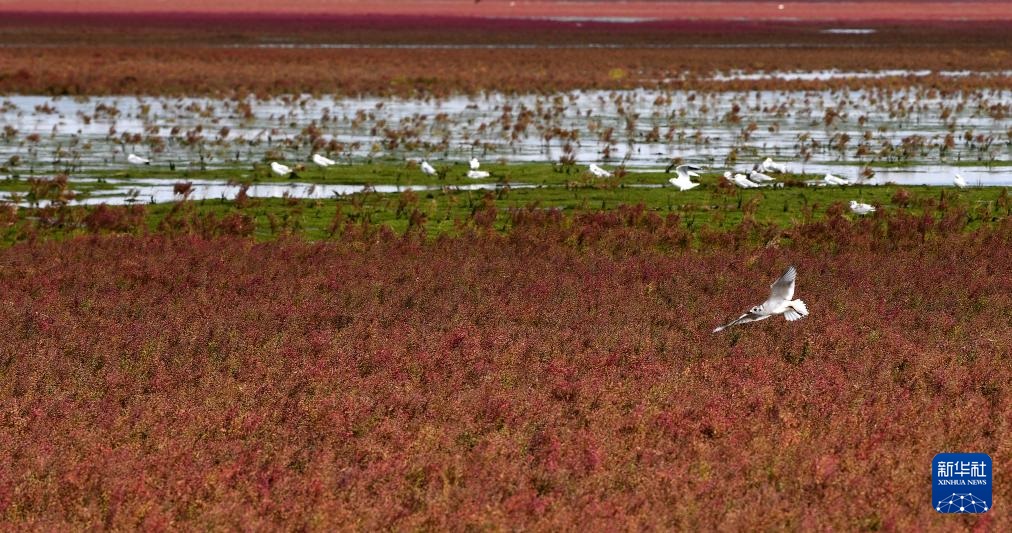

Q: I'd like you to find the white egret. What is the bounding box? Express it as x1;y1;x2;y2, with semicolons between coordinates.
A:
420;161;437;176
954;173;967;189
127;154;150;165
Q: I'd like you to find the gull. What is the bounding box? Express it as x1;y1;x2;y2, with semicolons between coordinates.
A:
668;164;702;191
953;173;967;189
420;160;437;176
270;161;292;177
312;153;336;167
724;170;758;188
127;153;150;165
762;157;788;173
748;167;776;184
467;157;490;178
849;200;876;215
823;173;850;186
713;266;810;333
588;164;612;178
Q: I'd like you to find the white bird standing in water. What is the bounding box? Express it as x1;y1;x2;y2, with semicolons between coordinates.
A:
588;164;612;178
470;157;481;171
850;200;876;215
725;170;758;189
668;164;702;191
713;266;810;333
954;173;967;189
127;153;150;165
270;161;292;177
312;153;336;167
420;160;437;176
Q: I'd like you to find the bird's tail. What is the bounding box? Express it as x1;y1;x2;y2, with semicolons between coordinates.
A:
784;300;809;321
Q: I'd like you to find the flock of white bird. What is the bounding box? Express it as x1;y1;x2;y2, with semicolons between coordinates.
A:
126;151;975;222
126;151;976;193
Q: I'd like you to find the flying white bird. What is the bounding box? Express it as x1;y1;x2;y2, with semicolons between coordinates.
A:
312;153;336;167
127;153;150;165
420;161;437;176
469;157;481;171
588;164;612;178
668;164;702;191
823;173;850;186
849;200;876;215
748;167;776;184
953;173;967;189
713;266;810;333
270;161;292;177
762;157;788;173
724;170;758;189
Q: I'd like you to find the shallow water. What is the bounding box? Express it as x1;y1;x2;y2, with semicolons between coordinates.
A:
1;87;1009;188
0;178;527;207
820;29;877;35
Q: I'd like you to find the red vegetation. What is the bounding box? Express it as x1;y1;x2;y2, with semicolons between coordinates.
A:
2;45;1008;97
0;14;1009;96
3;1;1011;21
0;214;1009;528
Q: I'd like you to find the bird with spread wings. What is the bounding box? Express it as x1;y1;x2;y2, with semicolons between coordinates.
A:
713;266;810;333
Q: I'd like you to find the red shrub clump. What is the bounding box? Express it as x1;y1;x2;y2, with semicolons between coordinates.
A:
82;204;147;233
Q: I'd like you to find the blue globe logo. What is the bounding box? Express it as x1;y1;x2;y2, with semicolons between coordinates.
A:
936;493;989;513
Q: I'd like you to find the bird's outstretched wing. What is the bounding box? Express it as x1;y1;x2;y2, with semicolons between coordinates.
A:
769;265;797;302
783;300;809;321
712;311;769;333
